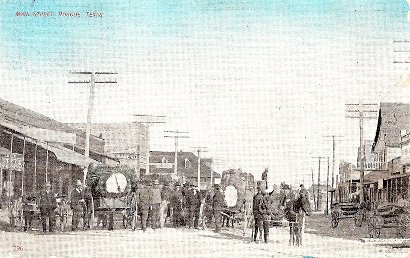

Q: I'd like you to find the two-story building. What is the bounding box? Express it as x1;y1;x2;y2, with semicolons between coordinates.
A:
149;151;220;189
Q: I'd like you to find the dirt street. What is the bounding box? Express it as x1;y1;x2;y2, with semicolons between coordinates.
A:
0;225;408;258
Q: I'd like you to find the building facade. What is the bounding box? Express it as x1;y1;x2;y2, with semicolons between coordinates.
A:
69;123;148;176
149;151;220;189
0;98;106;201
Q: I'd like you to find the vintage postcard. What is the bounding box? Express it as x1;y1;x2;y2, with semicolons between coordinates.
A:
2;0;410;257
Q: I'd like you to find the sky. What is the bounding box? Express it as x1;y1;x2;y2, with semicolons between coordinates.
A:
1;0;410;186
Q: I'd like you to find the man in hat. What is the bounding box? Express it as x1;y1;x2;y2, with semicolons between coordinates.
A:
37;181;57;233
70;180;85;231
253;185;265;242
184;184;195;228
212;184;224;233
191;186;202;229
170;183;183;227
137;182;153;232
82;184;93;229
160;181;172;228
150;179;162;229
261;168;268;188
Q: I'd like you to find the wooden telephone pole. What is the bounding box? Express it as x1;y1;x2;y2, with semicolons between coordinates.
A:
164;130;189;180
69;71;118;185
312;156;327;211
191;147;208;190
345;103;378;203
134;114;166;175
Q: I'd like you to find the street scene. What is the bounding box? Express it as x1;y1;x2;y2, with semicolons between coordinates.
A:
3;0;410;258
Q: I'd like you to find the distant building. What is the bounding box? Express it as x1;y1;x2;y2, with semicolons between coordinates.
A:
372;103;410;170
149;151;220;189
357;140;381;170
69;123;148;175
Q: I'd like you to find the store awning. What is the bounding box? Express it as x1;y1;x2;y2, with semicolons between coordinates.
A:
42;143;99;168
0;117;76;144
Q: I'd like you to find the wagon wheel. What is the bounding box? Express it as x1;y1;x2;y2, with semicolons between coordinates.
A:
368;216;380;238
397;213;410;238
331;210;339;228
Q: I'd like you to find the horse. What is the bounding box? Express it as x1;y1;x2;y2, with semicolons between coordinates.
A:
284;190;311;246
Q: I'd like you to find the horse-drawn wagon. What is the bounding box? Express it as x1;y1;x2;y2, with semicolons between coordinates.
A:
88;165;138;230
219;169;254;229
330;202;368;228
367;203;410;238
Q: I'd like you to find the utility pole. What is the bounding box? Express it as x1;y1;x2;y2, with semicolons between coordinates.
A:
326;157;330;215
323;135;343;190
134;114;166;175
164;130;189;180
311;168;316;211
191;147;208;190
312;156;326;211
345;103;378;202
69;71;118;185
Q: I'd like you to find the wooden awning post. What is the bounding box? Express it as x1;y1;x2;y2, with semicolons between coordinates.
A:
21;137;26;196
34;141;37;193
45;142;49;184
9;133;14;202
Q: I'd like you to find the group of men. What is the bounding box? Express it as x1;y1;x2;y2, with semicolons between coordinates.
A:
133;179;225;233
22;179;92;233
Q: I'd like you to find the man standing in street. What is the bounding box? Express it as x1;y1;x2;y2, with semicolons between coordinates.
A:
259;188;270;243
70;180;85;231
212;184;224;233
160;181;172;228
170;184;183;228
253;185;264;242
192;187;202;229
150;180;161;229
137;181;152;232
184;184;195;228
38;181;57;233
83;184;93;229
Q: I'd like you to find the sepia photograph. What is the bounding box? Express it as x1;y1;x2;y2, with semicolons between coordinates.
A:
2;0;410;257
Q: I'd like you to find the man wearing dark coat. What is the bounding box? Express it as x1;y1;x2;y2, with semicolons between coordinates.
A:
70;180;85;231
137;182;153;232
253;186;270;242
38;181;57;233
170;184;183;227
191;188;202;229
212;184;224;233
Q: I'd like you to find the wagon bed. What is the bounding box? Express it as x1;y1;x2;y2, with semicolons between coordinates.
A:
367;203;410;238
331;202;367;228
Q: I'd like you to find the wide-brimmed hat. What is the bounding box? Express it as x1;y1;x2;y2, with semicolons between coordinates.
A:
75;180;82;186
